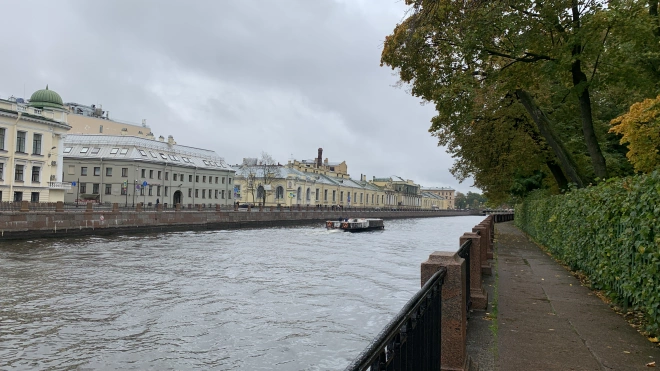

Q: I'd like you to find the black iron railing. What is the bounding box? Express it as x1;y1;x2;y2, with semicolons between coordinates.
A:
457;238;472;312
345;268;447;371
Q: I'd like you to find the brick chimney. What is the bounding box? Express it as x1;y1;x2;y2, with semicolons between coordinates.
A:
317;148;323;168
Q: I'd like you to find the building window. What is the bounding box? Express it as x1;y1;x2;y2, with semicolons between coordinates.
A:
158;171;161;180
149;170;154;179
221;177;225;184
215;177;219;184
81;167;87;176
99;125;103;133
214;190;218;199
120;149;128;155
164;186;168;196
203;176;206;183
105;184;112;195
110;148;119;154
180;174;183;181
195;189;199;198
276;186;284;199
80;147;89;153
31;166;40;182
222;190;225;199
332;190;336;202
228;178;232;184
0;163;4;180
94;167;101;176
340;191;344;202
80;183;87;193
157;186;161;196
189;175;193;182
122;168;128;177
202;189;206;199
0;128;5;150
173;174;177;181
140;186;144;196
32;133;42;155
14;191;23;202
196;175;199;182
148;185;153;196
141;169;146;178
188;189;192;197
106;167;113;176
92;184;99;194
165;172;169;180
121;186;127;196
16;131;26;153
316;189;320;201
15;164;24;181
31;192;39;203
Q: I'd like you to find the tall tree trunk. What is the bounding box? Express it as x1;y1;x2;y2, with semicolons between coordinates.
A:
571;1;608;179
516;89;585;187
546;161;569;191
650;0;660;37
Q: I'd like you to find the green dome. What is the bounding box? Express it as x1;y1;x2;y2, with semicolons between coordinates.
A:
28;85;64;109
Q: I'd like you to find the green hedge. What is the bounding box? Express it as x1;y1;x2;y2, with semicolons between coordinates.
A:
516;170;660;334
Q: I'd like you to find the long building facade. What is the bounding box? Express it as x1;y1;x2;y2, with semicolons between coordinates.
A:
62;135;235;207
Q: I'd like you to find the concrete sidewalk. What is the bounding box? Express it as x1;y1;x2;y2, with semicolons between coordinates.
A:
468;221;660;370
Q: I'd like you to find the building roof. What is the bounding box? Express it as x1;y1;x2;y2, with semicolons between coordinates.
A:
63;134;233;171
28;86;64;110
422;187;455;191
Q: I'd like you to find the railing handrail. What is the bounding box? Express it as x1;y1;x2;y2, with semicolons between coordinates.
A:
345;267;447;371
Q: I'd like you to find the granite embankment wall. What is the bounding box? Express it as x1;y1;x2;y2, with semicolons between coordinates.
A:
0;207;480;241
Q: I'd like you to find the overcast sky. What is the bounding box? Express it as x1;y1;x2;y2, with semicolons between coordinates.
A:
1;0;476;193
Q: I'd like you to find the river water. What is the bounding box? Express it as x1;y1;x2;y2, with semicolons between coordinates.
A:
0;215;485;370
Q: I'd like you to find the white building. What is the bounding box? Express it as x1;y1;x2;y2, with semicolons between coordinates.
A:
63;134;235;206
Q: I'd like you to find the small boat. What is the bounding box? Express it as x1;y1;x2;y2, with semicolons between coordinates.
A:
326;218;385;232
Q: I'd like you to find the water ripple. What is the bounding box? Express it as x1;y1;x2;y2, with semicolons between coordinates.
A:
0;216;484;370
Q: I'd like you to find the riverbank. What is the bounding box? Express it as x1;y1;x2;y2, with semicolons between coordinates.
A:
0;208;480;241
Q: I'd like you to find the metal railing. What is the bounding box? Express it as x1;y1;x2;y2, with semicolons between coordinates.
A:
345;268;447;371
457;238;472;312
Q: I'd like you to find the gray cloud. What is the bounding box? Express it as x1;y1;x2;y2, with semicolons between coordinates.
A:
0;0;477;193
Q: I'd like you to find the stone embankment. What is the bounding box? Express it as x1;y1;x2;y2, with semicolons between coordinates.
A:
0;201;480;240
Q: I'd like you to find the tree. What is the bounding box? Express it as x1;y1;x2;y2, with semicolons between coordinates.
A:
381;0;660;196
257;152;281;206
454;192;467;209
610;95;660;173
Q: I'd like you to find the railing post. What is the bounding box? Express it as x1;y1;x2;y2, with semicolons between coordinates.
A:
56;201;64;212
86;202;93;213
112;203;119;213
136;203;142;212
215;204;221;212
472;224;492;276
461;232;487;310
421;251;468;371
20;200;29;212
157;204;163;212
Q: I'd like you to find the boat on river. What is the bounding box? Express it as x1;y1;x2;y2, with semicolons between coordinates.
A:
325;218;385;232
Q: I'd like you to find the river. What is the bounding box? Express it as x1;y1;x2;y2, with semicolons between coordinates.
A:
0;215;485;370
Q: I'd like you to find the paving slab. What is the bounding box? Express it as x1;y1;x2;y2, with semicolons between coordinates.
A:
492;222;660;371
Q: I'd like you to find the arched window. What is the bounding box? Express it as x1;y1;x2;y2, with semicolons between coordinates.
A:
297;187;302;201
257;185;264;199
306;188;311;201
276;186;284;199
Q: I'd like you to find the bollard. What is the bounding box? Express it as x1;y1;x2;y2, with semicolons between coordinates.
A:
247;204;252;212
56;201;64;212
421;251;468;371
461;232;487;310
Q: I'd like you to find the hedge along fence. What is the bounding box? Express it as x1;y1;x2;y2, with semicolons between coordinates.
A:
515;170;660;334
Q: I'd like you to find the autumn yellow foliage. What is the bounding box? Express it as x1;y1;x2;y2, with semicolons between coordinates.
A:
610;96;660;173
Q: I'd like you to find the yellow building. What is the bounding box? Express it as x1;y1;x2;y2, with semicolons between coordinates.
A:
65;102;153;137
0;87;72;202
370;176;422;208
422;187;456;209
